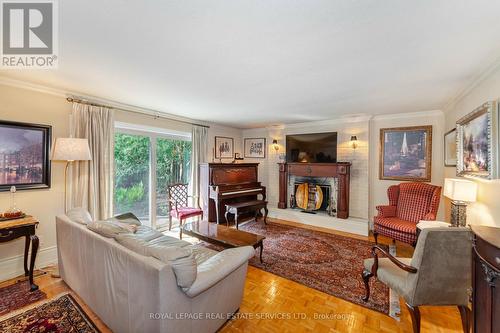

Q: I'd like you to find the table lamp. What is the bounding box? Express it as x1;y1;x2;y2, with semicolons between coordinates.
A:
51;138;92;212
444;178;477;227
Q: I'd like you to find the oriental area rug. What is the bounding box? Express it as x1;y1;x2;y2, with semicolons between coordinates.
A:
0;294;101;333
202;221;390;314
0;280;46;316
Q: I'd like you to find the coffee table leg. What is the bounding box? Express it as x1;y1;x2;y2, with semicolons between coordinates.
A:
29;235;39;291
259;242;264;263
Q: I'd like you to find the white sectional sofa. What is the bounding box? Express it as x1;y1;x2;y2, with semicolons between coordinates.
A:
56;210;254;333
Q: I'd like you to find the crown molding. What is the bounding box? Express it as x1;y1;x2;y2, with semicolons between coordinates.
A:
371;109;444;121
0;76;215;127
443;53;500;112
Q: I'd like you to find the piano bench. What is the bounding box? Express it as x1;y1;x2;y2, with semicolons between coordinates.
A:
224;200;268;230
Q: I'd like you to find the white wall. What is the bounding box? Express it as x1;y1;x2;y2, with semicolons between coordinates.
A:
369;111;446;224
444;63;500;227
242;116;370;220
0;82;242;281
0;84;70;280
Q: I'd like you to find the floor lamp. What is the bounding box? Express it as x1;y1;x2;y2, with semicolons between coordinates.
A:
50;138;91;278
51;138;92;212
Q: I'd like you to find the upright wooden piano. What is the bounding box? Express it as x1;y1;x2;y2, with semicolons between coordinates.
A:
199;163;266;224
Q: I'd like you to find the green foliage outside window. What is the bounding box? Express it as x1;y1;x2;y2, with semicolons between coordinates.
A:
114;132;191;219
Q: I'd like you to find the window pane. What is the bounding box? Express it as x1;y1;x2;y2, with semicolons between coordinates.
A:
114;133;150;225
156;138;192;226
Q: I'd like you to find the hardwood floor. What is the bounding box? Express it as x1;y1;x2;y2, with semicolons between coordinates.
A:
0;219;465;333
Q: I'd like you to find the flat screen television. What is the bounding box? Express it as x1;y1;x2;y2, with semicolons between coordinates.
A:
286;132;337;163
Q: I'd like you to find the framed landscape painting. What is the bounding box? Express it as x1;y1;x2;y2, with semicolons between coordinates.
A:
379;125;432;182
444;128;457;167
456;101;498;179
214;136;234;159
244;138;266;158
0;120;52;191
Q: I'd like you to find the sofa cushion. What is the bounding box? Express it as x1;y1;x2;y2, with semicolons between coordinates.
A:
170;255;197;288
133;225;165;242
66;208;92;225
148;235;192;248
107;212;142;226
191;245;218;265
115;233;197;288
114;233;150;255
87;220;137;238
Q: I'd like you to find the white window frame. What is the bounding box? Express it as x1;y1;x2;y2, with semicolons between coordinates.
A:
114;122;191;229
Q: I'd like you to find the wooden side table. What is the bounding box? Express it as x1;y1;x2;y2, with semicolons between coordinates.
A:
0;216;39;291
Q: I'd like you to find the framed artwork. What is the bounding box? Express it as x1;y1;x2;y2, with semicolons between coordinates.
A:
214;136;234;159
444;128;457;167
0;120;52;191
379;125;432;182
244;138;266;158
456;101;498;179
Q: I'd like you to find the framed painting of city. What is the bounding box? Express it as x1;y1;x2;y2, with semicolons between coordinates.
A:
244;138;266;158
457;101;498;179
0;120;52;191
214;136;234;159
379;125;432;182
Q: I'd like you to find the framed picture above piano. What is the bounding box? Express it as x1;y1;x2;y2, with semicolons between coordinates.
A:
244;138;266;158
215;136;234;159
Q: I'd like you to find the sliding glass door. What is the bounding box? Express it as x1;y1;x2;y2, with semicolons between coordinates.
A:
114;133;151;224
113;128;191;228
155;137;191;227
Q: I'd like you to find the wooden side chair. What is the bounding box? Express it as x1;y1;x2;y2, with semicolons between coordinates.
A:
167;183;203;239
362;227;472;333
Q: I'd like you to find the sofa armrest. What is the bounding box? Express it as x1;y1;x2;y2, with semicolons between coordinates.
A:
184;246;254;297
375;205;397;218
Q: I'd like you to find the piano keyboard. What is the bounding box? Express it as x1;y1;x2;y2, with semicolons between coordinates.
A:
221;188;262;196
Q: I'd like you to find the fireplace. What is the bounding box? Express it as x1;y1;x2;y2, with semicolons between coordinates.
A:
290;176;337;215
278;162;351;219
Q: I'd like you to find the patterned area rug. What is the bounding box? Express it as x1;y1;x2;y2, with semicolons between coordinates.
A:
0;294;101;333
0;280;46;316
203;221;389;314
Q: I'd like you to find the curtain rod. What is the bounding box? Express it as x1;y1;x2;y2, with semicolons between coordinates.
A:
66;97;210;129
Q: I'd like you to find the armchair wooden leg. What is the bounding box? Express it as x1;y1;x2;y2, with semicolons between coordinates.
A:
179;219;183;240
458;305;471;333
168;215;172;231
361;269;373;302
405;303;421;333
373;231;378;244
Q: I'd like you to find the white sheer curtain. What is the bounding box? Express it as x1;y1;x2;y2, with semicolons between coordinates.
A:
68;102;115;220
189;125;208;208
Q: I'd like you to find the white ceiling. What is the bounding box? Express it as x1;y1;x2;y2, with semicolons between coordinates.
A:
2;0;500;128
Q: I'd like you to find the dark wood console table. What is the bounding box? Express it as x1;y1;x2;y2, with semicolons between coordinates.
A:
278;162;351;219
471;225;500;333
0;216;39;291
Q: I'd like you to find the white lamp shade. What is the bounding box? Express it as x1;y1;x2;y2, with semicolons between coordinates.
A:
51;138;92;161
444;178;477;202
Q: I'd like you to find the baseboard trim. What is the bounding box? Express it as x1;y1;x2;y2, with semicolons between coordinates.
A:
0;246;58;283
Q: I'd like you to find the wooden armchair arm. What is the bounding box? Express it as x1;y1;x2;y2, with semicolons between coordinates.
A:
370;245;418;277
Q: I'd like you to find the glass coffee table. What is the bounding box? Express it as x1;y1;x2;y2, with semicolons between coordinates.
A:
182;220;265;263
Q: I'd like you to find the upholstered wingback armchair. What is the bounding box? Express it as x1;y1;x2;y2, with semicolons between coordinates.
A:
374;182;441;246
362;227;472;333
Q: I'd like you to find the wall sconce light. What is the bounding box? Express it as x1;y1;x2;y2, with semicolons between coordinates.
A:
272;139;279;152
350;135;358;149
